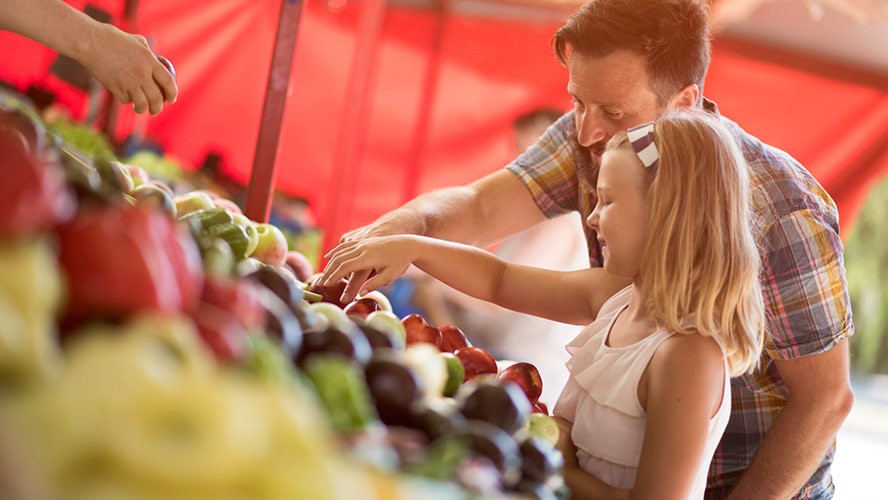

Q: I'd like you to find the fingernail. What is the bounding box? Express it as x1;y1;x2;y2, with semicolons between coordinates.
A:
340;293;350;304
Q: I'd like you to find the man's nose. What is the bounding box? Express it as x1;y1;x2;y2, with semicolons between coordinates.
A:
577;112;608;148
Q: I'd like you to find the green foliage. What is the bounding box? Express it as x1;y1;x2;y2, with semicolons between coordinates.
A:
46;118;116;161
844;176;888;375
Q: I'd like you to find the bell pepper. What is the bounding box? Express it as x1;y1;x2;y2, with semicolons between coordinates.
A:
58;205;204;323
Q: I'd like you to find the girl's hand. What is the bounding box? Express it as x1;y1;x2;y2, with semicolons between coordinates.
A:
320;236;418;298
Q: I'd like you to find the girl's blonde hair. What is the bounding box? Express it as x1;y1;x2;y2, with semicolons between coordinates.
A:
606;112;765;376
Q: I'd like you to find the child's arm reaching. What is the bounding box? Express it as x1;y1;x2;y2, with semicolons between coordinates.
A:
320;235;629;325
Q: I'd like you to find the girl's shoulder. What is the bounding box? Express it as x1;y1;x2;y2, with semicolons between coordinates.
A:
648;333;725;390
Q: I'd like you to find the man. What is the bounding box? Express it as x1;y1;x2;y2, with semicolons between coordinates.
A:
340;0;854;497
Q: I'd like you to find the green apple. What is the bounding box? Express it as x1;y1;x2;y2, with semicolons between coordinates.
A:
174;191;216;218
527;413;560;446
309;302;350;330
251;223;288;267
232;214;259;257
365;310;406;341
403;343;447;399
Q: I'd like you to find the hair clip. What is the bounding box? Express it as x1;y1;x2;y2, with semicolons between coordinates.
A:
627;121;659;176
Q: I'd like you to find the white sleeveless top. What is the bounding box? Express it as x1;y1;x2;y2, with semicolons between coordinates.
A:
552;286;730;498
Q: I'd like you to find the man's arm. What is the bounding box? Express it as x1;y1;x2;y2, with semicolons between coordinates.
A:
337;169;550;302
0;0;177;114
342;169;548;247
726;340;854;499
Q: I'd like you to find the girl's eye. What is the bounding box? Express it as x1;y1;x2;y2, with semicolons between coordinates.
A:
603;109;623;120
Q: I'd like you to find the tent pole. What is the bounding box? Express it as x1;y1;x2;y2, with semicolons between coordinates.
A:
402;0;449;205
321;0;387;255
245;0;305;223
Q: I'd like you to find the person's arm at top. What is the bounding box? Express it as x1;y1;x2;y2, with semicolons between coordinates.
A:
0;0;177;114
321;234;627;325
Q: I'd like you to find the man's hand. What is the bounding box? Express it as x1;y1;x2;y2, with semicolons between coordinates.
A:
76;22;178;115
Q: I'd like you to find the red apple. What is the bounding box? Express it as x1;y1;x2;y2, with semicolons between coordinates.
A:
200;276;266;332
195;303;248;362
401;313;441;348
124;163;151;187
285;250;315;282
438;324;470;353
497;362;543;405
251;223;288;267
0;131;74;237
343;297;382;318
307;277;349;308
532;401;549;415
454;346;498;380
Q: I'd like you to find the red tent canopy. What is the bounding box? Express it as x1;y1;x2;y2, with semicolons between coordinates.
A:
3;0;887;245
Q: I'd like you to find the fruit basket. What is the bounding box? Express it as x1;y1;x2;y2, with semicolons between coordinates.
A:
0;97;566;500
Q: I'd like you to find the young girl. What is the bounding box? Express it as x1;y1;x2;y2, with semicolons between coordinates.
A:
319;111;765;499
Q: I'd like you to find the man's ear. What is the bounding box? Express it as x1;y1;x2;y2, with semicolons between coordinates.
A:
668;83;700;110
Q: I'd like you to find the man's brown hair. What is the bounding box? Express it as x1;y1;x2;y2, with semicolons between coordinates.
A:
553;0;711;107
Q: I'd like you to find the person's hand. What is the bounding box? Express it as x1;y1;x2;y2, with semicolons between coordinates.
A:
320;236;417;302
77;22;178;115
336;214;421;302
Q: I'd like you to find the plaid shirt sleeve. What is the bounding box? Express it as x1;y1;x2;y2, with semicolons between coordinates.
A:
760;208;854;359
504;111;603;268
506;111;581;218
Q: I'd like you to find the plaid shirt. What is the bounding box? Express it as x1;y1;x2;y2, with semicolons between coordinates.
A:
507;100;854;499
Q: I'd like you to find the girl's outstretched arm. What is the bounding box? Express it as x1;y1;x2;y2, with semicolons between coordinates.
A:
321;235;629;325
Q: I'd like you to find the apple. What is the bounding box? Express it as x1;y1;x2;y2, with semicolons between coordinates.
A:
343;297;382;318
403;343;448;398
518;437;564;486
526;413;559;446
0;131;75;237
232;214;259;257
360;290;393;313
97;160;135;194
251;223;288;267
285;250;314;281
457;379;531;436
124;164;151;187
441;352;466;397
438;324;470;353
532;401;548;415
497;362;543;405
214;197;243;215
365;310;407;342
200;276;266;332
151;179;175;198
309;301;352;330
454;346;498;380
401;313;442;348
175;191;215;217
194;303;249;362
131;184;176;218
307;277;349;308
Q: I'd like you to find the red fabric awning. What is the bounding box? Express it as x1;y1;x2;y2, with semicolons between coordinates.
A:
2;0;886;243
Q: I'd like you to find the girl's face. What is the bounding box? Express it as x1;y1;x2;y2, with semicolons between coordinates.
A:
585;147;650;281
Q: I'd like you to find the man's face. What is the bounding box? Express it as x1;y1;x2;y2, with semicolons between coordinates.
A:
567;50;660;164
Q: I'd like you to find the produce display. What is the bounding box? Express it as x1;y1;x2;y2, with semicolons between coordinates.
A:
0;99;567;500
